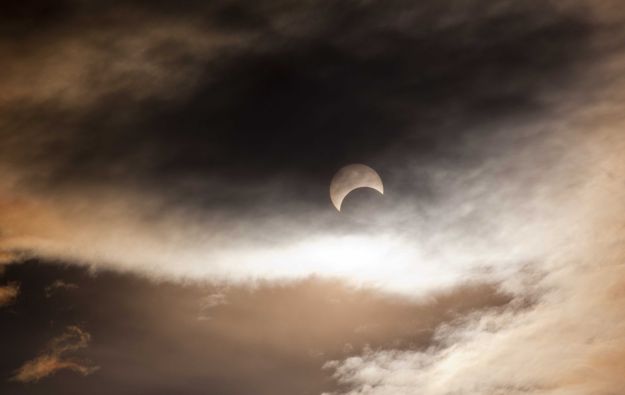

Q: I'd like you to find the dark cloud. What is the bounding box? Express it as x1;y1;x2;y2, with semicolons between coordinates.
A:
0;0;592;214
0;0;599;288
0;1;74;38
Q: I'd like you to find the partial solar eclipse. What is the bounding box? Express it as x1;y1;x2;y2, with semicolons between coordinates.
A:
329;164;384;211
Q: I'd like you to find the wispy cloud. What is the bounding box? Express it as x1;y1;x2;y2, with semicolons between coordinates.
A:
44;280;78;298
0;282;19;307
197;292;228;320
12;326;98;383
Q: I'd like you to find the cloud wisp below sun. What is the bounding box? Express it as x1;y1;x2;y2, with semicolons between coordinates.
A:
12;326;98;383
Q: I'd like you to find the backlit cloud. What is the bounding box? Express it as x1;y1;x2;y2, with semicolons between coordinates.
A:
0;0;601;297
323;106;625;394
2;1;625;393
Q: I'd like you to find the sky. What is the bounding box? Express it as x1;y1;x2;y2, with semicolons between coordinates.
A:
3;1;625;394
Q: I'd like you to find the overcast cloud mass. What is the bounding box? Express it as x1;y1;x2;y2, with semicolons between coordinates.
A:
3;0;625;394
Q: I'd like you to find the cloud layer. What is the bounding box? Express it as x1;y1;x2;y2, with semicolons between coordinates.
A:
3;1;625;393
0;0;600;295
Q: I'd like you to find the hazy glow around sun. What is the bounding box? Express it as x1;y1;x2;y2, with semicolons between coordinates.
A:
183;232;528;296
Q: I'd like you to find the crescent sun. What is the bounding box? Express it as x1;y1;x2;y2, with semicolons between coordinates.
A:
330;164;384;211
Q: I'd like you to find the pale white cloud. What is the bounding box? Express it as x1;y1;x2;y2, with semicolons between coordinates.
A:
323;82;625;394
197;292;228;320
325;261;625;395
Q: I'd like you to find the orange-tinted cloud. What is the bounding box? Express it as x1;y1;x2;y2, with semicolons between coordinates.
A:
12;326;98;383
0;283;19;307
